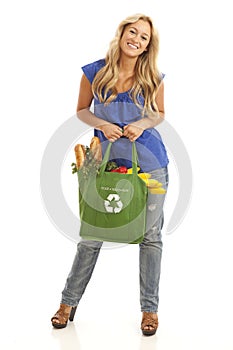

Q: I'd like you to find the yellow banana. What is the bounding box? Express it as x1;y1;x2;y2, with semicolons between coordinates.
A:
137;173;152;180
149;187;166;194
141;179;162;188
127;169;166;194
150;181;163;188
127;167;140;174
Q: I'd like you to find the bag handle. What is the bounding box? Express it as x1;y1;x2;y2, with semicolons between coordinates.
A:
99;141;139;176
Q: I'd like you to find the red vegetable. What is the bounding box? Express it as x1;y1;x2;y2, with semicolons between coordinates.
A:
111;166;128;174
110;169;119;172
118;166;128;173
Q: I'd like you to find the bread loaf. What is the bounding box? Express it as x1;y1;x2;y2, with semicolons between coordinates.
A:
74;144;86;168
90;136;102;161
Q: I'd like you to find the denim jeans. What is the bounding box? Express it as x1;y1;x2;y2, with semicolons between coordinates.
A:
61;167;169;313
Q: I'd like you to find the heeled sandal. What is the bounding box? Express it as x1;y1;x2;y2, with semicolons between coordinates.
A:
51;303;77;329
141;312;158;336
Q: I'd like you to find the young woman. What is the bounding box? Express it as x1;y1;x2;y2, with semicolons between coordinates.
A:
51;13;169;336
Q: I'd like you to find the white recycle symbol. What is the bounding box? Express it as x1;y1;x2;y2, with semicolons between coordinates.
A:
104;194;123;214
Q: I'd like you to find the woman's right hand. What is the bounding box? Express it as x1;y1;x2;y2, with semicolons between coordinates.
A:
99;123;123;142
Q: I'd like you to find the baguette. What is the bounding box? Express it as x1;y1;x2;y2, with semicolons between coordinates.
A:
90;136;102;161
74;144;86;168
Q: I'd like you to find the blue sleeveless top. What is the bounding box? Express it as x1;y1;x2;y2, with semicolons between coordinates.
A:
82;59;169;172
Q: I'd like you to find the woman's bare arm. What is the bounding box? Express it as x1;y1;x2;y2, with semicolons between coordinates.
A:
76;74;122;141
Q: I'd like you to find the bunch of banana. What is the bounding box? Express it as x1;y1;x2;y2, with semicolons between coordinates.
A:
127;167;166;194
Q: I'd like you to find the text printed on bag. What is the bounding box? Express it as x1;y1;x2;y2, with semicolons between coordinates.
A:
100;186;129;193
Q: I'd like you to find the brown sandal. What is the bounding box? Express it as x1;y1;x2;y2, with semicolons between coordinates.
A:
141;312;158;336
51;304;77;329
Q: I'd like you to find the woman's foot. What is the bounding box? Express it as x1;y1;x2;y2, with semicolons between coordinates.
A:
51;304;77;329
141;312;158;336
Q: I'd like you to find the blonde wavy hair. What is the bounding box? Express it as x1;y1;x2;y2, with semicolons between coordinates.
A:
92;13;162;114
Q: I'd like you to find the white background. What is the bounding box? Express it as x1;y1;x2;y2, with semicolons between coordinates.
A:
1;0;233;349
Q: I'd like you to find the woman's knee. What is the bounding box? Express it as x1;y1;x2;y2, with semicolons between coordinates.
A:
78;239;103;249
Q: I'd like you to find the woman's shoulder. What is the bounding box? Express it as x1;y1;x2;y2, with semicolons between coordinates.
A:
159;71;165;82
161;72;165;79
81;58;106;83
82;58;106;70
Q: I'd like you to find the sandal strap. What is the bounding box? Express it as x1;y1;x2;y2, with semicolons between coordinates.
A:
141;312;158;330
51;304;71;324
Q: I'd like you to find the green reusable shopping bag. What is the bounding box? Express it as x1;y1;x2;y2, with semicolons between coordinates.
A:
78;142;148;244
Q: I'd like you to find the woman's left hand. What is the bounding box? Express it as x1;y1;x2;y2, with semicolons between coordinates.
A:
123;124;144;142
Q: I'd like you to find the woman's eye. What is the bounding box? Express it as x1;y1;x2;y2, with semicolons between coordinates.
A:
129;29;136;34
142;36;148;41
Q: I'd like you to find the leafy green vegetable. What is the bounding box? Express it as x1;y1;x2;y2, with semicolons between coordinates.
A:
71;146;101;179
105;161;118;172
71;163;78;174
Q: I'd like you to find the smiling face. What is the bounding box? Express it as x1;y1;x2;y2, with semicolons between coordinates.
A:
119;19;151;58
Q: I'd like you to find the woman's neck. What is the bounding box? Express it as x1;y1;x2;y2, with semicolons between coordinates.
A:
118;54;137;75
115;56;136;93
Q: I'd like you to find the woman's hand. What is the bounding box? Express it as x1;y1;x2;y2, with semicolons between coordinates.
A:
99;123;123;142
123;124;144;142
